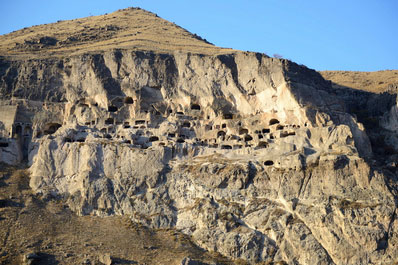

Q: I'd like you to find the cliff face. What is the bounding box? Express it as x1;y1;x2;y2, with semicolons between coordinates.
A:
0;7;398;264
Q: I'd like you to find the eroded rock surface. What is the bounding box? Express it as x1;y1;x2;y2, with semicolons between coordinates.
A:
0;7;397;264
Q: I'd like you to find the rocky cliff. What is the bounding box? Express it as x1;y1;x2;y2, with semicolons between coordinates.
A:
1;7;398;264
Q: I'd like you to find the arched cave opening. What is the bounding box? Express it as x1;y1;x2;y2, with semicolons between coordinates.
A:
257;142;268;148
15;125;22;135
264;160;274;166
244;135;253;142
124;97;134;104
44;123;62;135
269;119;280;125
24;126;32;136
191;104;201;110
217;131;226;138
182;121;191;128
239;128;249;135
149;136;159;142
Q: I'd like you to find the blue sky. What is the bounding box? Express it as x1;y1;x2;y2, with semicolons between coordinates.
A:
1;0;397;71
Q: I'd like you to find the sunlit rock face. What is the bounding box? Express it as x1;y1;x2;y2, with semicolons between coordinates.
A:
1;7;397;265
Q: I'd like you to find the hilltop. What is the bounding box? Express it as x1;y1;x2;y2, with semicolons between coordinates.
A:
0;7;233;60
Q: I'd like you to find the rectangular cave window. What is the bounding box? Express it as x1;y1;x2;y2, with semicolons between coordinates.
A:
108;106;118;112
0;142;9;148
182;121;190;128
105;118;114;125
191;104;201;110
223;113;233;119
135;120;146;125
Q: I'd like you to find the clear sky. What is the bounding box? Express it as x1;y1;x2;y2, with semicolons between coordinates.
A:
1;0;397;71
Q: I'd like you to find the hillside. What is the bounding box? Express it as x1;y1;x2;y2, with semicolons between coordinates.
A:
320;70;398;93
1;7;398;265
0;7;233;60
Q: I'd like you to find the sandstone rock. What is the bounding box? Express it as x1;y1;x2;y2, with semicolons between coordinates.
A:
180;257;209;265
98;253;113;265
23;252;41;265
0;7;397;265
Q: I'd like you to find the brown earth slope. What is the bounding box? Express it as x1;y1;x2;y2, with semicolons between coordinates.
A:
320;70;398;93
0;7;233;60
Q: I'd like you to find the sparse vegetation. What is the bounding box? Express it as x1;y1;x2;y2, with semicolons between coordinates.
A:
320;70;398;94
0;8;234;59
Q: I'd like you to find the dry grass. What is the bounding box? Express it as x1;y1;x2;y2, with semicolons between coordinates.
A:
320;70;398;93
0;7;234;60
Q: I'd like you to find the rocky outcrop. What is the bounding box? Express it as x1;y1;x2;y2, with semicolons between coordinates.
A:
1;7;398;264
28;129;398;264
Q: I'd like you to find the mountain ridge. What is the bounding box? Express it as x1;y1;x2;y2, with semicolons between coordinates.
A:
0;7;234;60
